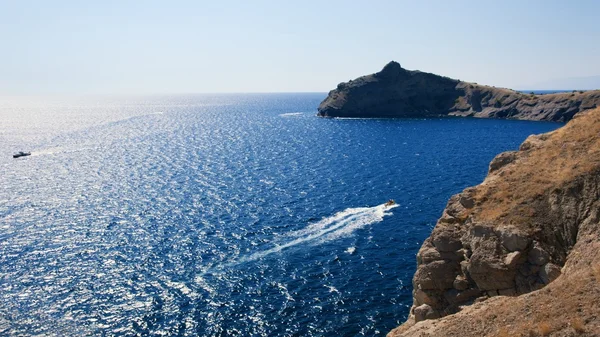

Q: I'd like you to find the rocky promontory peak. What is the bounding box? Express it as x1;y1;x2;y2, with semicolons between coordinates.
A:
376;61;404;78
318;62;600;122
389;107;600;336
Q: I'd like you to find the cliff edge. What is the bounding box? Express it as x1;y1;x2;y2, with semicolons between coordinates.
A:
389;107;600;336
318;61;600;122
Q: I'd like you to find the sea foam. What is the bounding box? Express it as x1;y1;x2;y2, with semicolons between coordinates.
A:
238;203;398;263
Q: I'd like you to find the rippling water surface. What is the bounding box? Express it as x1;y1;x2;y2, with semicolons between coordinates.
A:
0;94;562;336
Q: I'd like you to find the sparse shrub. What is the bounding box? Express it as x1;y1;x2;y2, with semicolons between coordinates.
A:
592;263;600;280
494;327;511;337
538;321;552;336
579;90;585;94
571;317;585;333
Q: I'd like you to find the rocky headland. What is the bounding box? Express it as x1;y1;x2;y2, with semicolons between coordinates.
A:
318;61;600;122
388;107;600;336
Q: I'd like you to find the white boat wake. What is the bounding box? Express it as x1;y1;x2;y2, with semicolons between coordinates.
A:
30;146;95;157
238;203;398;263
279;112;304;117
196;203;398;279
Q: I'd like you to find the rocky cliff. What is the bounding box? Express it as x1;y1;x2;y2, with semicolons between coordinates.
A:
388;107;600;336
318;61;600;122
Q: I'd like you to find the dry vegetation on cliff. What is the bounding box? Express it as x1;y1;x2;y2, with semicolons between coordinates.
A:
389;108;600;336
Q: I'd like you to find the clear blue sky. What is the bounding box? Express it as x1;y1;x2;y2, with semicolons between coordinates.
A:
1;0;599;94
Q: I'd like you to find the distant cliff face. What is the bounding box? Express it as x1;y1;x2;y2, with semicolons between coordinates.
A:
318;61;600;122
388;108;600;336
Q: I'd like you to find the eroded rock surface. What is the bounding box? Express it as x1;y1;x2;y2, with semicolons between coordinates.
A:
318;61;600;122
389;108;600;336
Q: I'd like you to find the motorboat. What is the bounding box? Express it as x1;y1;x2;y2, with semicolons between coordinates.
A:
13;151;31;158
384;199;396;206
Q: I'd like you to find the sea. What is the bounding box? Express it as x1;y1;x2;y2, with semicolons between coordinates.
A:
518;90;576;95
0;93;562;336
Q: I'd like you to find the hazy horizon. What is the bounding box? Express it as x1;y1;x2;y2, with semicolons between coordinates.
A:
2;0;600;95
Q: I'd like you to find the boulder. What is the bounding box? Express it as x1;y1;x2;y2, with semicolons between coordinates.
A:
413;304;440;322
540;263;561;284
467;240;516;290
432;230;463;252
489;151;518;173
453;275;469;291
417;246;442;264
413;260;459;290
504;251;523;267
413;288;440;307
496;227;530;252
444;288;482;306
528;243;550;266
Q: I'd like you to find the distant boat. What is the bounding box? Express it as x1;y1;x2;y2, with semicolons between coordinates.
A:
13;151;31;158
384;199;396;206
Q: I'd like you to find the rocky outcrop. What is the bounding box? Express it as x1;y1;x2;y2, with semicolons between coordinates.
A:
318;61;600;122
389;108;600;336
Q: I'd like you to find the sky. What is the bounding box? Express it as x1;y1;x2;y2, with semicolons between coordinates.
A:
1;0;600;95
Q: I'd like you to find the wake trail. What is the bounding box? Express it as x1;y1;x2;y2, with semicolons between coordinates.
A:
279;112;304;117
199;203;398;276
29;112;166;157
30;146;95;157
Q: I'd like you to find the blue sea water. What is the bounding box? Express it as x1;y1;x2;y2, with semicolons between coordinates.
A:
518;89;576;95
0;93;562;336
